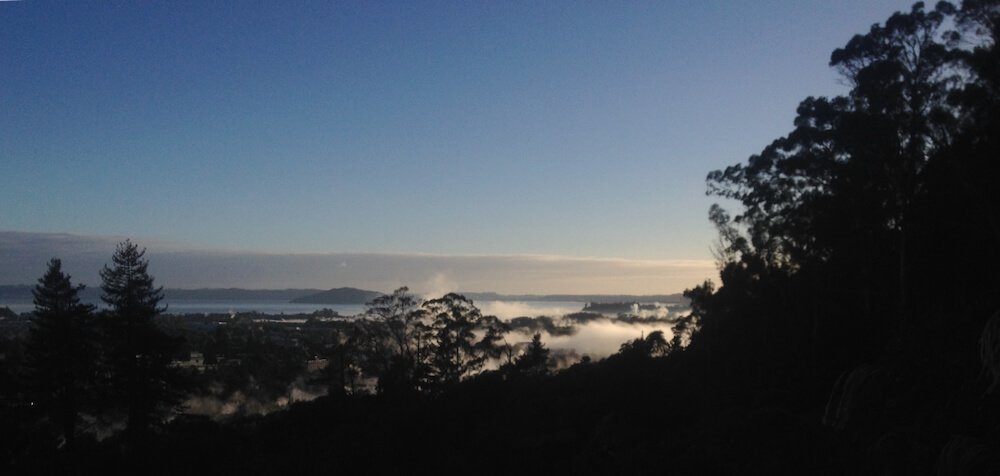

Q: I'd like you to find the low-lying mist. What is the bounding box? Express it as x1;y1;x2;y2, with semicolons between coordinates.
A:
543;320;675;357
184;378;328;420
499;301;688;362
177;300;689;420
478;301;586;320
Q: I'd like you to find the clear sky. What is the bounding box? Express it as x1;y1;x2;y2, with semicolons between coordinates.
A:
0;1;917;293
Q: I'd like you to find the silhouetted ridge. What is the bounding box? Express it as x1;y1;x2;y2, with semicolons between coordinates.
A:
166;288;321;301
290;287;383;304
0;285;325;303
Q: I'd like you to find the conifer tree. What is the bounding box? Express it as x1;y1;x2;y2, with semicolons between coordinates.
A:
99;240;182;441
25;258;98;450
514;333;550;376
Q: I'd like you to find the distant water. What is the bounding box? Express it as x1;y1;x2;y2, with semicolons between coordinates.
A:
1;300;41;315
0;299;366;317
163;300;369;316
0;299;589;319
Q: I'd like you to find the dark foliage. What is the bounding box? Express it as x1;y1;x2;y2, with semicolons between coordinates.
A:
99;240;185;443
510;332;550;376
687;1;1000;472
25;259;98;451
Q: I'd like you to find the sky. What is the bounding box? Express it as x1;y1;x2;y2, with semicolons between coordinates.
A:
0;1;917;293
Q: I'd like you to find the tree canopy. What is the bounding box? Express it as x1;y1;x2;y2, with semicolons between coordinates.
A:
99;240;183;442
697;0;1000;362
25;258;98;450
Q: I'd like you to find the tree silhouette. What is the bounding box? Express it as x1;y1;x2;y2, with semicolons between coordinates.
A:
24;258;98;450
513;332;550;376
355;290;508;392
361;287;431;394
99;240;183;443
423;293;508;387
616;330;671;359
683;5;1000;468
695;2;994;368
365;287;423;359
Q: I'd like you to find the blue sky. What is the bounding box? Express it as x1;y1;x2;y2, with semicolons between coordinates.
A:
0;1;917;292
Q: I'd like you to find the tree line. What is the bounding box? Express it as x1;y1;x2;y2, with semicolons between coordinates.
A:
676;1;1000;471
10;241;606;460
680;0;1000;370
19;241;183;453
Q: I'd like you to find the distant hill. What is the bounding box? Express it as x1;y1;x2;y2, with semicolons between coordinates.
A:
165;288;321;301
290;287;383;304
0;285;33;300
0;285;102;302
0;285;323;303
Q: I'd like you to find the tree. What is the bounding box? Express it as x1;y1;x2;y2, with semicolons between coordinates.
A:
24;258;98;450
616;330;671;360
690;0;1000;394
99;240;183;442
699;2;978;359
512;333;550;376
830;1;958;318
365;287;423;359
361;287;432;394
423;293;508;387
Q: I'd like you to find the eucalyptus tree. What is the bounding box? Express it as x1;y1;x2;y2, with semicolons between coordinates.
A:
361;287;433;394
691;0;1000;372
704;3;965;323
423;293;508;387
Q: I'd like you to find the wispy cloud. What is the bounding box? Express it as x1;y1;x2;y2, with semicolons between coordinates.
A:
0;231;715;294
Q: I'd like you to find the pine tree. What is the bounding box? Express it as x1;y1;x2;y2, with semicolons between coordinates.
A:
25;258;98;450
514;333;550;376
99;240;182;441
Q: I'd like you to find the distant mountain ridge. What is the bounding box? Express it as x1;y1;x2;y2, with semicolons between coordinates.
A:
0;285;33;300
166;288;322;301
290;287;383;304
0;285;685;305
0;285;324;303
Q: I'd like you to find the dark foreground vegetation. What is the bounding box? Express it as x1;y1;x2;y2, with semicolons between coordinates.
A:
3;1;1000;474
